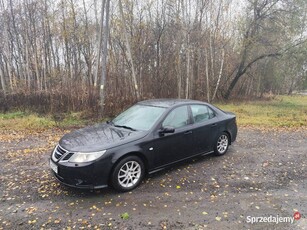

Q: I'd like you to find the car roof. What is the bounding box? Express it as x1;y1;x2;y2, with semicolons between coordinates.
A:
138;99;206;108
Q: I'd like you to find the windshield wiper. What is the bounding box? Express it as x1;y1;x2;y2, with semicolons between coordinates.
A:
108;120;136;131
113;124;136;131
107;120;114;125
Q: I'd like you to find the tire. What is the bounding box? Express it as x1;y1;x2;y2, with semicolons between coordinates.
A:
214;132;229;156
111;155;145;192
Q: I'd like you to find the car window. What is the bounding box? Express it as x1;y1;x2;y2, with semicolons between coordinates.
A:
162;106;189;129
191;105;215;123
112;104;166;131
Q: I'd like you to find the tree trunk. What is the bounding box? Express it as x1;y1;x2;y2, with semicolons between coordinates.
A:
99;0;111;116
0;58;7;95
94;0;106;87
212;48;225;101
176;43;182;99
119;0;140;100
205;48;210;102
185;33;190;99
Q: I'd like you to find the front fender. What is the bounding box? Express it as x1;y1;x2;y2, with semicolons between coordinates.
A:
111;145;145;164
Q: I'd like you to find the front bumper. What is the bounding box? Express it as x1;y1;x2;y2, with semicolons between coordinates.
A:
50;157;112;189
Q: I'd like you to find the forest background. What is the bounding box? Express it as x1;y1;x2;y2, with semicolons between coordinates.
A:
0;0;306;117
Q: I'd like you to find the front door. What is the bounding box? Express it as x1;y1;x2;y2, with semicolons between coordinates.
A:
152;106;195;167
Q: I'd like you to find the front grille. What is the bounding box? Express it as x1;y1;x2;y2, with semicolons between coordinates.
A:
53;145;74;162
54;145;67;160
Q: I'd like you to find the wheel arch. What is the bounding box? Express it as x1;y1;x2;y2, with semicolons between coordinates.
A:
223;130;232;144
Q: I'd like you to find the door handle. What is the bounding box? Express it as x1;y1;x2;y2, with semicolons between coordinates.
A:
184;130;192;135
211;123;217;127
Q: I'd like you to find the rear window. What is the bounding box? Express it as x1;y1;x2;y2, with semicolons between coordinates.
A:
190;105;215;123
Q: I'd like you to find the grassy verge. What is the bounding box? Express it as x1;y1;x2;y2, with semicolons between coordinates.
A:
0;95;306;131
0;112;97;131
216;95;307;128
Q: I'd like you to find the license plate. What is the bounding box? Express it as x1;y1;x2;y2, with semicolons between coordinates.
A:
50;160;58;174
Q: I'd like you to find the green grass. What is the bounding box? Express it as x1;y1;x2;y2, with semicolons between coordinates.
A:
0;112;95;131
0;95;306;130
0;111;26;119
215;95;307;128
0;113;52;130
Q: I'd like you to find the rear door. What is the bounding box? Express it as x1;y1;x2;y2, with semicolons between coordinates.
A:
189;104;219;153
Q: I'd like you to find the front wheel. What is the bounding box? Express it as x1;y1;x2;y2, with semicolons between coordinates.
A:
111;156;145;192
214;132;229;156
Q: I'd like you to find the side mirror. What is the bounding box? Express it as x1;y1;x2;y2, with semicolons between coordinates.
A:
159;126;175;136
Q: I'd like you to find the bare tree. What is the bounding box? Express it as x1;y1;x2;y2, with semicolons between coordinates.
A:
119;0;140;100
99;0;110;115
94;0;106;87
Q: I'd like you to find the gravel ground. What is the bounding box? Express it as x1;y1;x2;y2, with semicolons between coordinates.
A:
0;127;306;230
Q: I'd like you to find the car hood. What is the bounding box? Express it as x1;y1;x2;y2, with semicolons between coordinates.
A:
59;123;147;152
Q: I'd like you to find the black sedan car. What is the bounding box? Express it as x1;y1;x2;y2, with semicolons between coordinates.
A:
50;99;237;192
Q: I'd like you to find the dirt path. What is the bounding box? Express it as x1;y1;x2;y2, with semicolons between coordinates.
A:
0;128;306;229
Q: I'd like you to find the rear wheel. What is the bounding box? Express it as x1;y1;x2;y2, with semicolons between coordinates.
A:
214;132;229;156
111;156;144;192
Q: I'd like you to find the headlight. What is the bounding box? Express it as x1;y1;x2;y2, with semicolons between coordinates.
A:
68;150;106;163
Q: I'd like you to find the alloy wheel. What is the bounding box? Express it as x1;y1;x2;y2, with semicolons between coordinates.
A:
217;134;229;154
117;160;142;188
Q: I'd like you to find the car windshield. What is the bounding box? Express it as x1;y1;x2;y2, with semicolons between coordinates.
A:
112;104;166;131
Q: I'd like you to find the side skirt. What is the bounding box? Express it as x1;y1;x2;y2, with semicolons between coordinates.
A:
148;150;214;175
